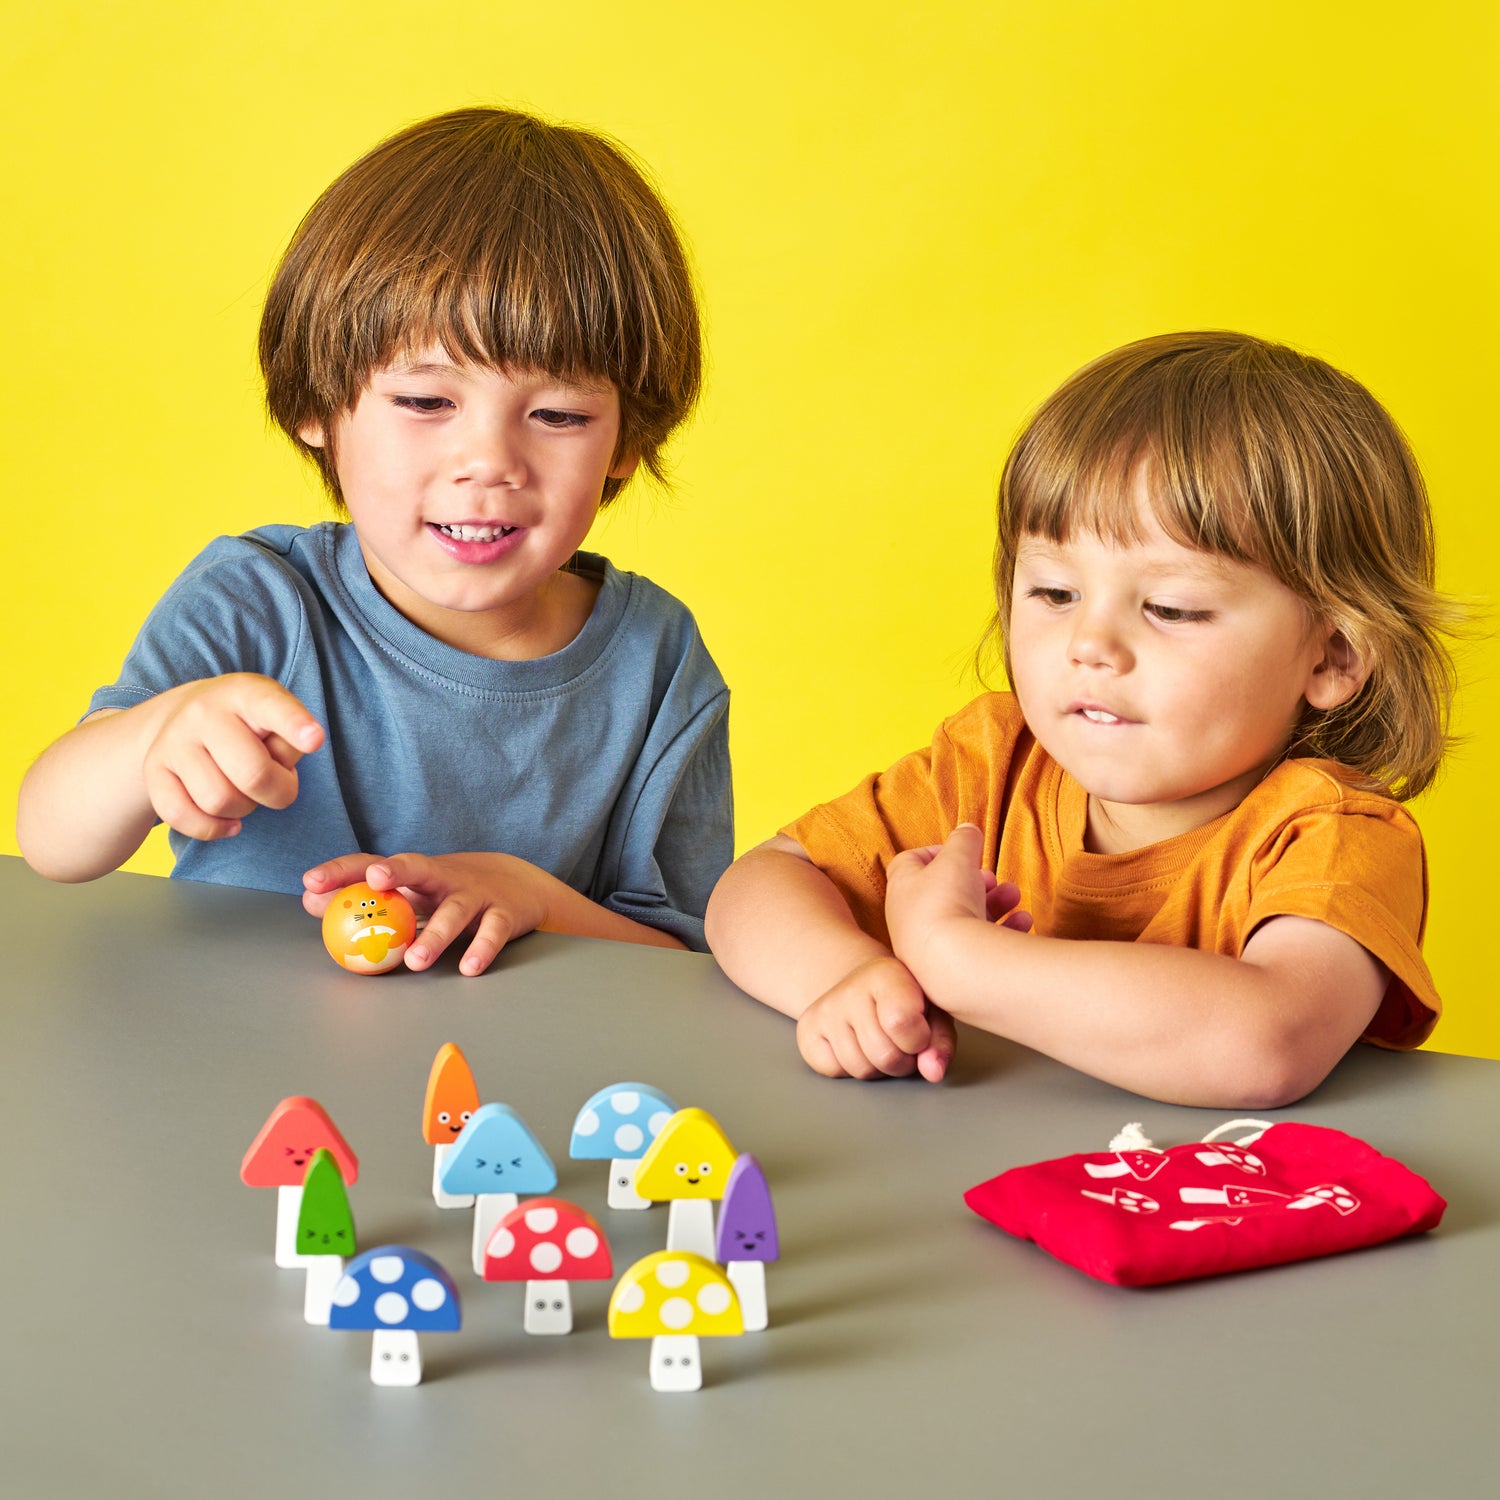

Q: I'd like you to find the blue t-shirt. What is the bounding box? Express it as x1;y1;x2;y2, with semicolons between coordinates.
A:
88;524;732;950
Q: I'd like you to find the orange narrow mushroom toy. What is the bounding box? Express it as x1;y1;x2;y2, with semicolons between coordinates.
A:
321;882;417;975
422;1043;481;1209
240;1096;360;1267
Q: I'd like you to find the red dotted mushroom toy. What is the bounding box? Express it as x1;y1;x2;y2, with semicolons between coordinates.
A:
483;1198;613;1335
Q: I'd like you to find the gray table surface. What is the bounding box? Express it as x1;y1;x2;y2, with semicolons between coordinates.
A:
3;857;1497;1498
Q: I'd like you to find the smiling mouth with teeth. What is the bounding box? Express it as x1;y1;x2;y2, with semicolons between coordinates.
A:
435;523;518;541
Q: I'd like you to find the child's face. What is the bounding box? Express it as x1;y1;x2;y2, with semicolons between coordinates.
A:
302;352;636;655
1008;472;1348;847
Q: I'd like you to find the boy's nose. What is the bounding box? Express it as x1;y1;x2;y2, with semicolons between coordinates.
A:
457;421;526;488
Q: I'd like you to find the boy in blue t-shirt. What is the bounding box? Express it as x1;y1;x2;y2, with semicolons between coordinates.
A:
18;107;731;968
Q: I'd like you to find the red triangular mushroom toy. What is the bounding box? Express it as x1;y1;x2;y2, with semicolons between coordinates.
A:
240;1096;359;1267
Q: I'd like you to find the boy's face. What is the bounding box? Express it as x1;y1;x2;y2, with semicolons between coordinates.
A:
1007;469;1359;851
302;352;636;657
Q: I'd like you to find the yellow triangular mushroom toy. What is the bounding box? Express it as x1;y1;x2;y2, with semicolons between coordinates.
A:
608;1250;744;1392
632;1108;737;1258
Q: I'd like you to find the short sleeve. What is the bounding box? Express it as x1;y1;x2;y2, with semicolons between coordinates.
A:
601;687;732;952
782;693;1028;945
1245;796;1438;1049
87;534;309;716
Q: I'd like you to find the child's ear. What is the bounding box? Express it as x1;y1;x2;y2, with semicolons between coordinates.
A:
608;447;641;482
298;421;327;449
1304;626;1370;711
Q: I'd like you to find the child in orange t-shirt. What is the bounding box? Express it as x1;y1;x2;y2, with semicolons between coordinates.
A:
706;331;1458;1107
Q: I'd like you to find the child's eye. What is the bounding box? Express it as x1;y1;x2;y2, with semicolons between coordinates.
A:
1026;585;1077;608
532;408;590;429
391;395;453;413
1145;602;1214;624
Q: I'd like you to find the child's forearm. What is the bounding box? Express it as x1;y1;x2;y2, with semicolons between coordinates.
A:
903;920;1369;1108
17;704;167;882
704;838;892;1017
532;871;688;951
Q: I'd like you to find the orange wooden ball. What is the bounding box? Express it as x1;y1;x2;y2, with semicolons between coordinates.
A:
321;882;417;975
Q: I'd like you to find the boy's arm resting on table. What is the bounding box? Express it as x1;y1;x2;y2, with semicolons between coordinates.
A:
705;835;957;1082
887;825;1387;1109
304;851;687;977
16;675;323;883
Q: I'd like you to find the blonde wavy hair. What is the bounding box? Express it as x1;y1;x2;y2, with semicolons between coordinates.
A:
992;331;1461;800
260;107;702;507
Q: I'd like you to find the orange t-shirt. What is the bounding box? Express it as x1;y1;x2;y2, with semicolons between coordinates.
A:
782;693;1438;1049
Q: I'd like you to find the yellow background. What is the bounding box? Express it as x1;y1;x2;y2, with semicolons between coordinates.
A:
5;3;1496;1055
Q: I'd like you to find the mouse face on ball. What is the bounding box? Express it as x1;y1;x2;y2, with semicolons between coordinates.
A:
322;883;416;974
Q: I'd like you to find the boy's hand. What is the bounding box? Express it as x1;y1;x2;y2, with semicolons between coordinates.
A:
302;851;549;977
886;824;1032;974
142;674;324;841
796;954;956;1083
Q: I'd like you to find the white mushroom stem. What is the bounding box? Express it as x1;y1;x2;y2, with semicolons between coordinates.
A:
666;1199;715;1258
523;1279;573;1335
649;1334;703;1392
607;1157;650;1210
275;1184;313;1268
432;1144;474;1209
727;1260;768;1332
370;1329;422;1387
303;1255;345;1326
472;1192;519;1275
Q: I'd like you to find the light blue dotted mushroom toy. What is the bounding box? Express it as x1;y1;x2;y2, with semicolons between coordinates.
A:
570;1082;678;1210
329;1246;460;1386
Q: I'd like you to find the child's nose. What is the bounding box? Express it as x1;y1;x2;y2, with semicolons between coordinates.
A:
457;418;527;488
1068;607;1133;672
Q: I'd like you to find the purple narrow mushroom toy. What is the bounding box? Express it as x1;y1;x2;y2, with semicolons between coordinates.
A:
714;1154;778;1331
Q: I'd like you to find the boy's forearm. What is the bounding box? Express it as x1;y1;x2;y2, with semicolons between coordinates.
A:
17;703;168;882
705;842;891;1018
530;870;688;951
906;921;1335;1108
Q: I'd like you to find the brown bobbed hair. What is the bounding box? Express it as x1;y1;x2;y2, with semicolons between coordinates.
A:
259;107;702;506
992;331;1462;800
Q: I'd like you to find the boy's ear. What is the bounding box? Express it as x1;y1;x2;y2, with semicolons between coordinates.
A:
1304;626;1370;711
297;421;327;449
608;447;641;482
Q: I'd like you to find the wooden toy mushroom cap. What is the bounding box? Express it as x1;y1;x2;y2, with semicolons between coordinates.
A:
608;1251;744;1339
483;1198;613;1282
633;1108;737;1202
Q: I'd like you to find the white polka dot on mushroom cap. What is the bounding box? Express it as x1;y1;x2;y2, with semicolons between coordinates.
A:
530;1242;564;1274
488;1228;515;1259
411;1279;447;1312
371;1256;405;1284
574;1109;601;1137
374;1292;409;1325
659;1296;694;1330
525;1206;558;1234
697;1282;731;1315
647;1111;672;1136
611;1091;640;1115
566;1227;599;1258
615;1282;645;1314
614;1124;644;1153
655;1259;690;1289
331;1276;360;1307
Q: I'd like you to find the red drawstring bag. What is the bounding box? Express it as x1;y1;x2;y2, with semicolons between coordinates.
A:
963;1120;1446;1287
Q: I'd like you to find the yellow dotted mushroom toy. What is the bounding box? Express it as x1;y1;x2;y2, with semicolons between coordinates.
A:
608;1250;743;1392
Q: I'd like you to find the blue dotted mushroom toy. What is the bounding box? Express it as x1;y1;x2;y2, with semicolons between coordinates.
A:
329;1246;460;1386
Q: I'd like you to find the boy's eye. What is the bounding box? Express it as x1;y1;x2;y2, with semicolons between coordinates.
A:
532;408;590;428
1145;602;1214;624
1026;585;1077;608
391;395;453;413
